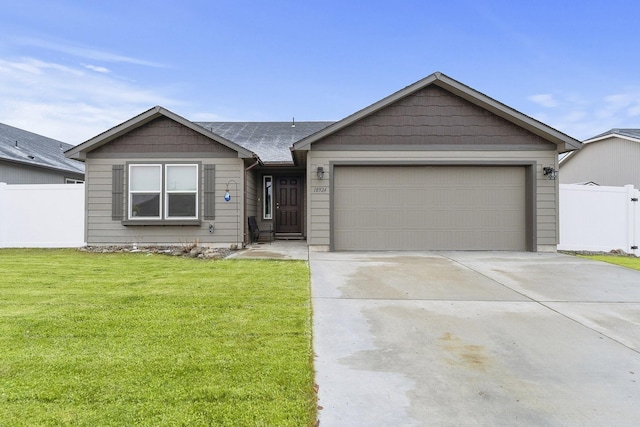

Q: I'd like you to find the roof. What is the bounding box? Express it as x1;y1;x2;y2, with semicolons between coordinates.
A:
560;128;640;165
293;71;582;154
196;121;333;163
65;106;257;161
586;128;640;142
66;72;582;165
0;122;85;175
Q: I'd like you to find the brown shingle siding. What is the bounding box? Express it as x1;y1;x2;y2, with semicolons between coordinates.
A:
91;117;237;156
314;86;555;149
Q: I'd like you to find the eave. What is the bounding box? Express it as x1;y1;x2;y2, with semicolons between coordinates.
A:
293;72;582;154
65;106;256;161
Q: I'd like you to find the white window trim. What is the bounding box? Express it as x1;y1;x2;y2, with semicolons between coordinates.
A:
164;164;199;220
65;178;84;184
263;175;273;220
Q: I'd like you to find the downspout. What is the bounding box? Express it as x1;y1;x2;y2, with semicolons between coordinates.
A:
243;156;261;246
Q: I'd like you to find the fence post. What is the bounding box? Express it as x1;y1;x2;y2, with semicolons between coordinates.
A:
629;185;640;257
0;183;6;247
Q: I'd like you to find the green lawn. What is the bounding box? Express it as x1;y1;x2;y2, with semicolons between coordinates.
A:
580;254;640;271
0;249;316;426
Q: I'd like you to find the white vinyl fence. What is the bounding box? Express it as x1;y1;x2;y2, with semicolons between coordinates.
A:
0;182;85;248
559;184;640;256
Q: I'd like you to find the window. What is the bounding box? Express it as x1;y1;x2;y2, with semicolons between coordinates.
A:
129;165;161;218
263;175;272;219
165;165;198;218
128;163;198;221
65;178;84;184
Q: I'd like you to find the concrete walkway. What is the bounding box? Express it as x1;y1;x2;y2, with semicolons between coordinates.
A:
227;240;309;260
311;251;640;426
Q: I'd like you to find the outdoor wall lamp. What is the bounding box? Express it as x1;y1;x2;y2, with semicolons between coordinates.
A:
316;166;324;180
543;167;558;180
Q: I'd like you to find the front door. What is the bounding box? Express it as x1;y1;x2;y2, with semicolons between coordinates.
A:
275;176;302;233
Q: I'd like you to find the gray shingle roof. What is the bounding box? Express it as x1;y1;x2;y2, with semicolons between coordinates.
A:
196;121;333;162
589;128;640;141
0;122;85;174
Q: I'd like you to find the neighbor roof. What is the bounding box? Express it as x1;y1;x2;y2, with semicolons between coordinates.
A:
587;128;640;142
197;122;333;163
293;71;582;154
0;122;85;175
560;128;640;165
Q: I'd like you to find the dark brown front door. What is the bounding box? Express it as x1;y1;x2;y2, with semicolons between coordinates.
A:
275;176;302;233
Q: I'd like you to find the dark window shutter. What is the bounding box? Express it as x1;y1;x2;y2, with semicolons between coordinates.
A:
112;165;124;220
203;164;215;220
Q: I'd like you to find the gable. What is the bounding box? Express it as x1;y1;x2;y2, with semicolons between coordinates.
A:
312;85;555;150
88;117;238;157
559;137;640;187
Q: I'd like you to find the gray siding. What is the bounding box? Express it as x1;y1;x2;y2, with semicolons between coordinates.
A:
86;157;244;246
312;85;556;150
84;118;247;246
246;166;258;219
0;160;84;184
560;138;640;188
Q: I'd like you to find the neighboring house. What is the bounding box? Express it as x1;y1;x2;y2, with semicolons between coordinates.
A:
66;72;580;251
559;129;640;188
0;122;85;184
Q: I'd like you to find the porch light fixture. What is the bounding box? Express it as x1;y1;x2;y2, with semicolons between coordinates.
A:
316;166;324;180
543;167;558;180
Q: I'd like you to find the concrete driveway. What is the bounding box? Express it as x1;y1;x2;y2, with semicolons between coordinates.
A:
311;251;640;426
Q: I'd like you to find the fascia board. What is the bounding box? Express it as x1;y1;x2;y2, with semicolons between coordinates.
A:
65;106;256;160
293;71;581;153
583;134;640;145
432;74;582;152
158;107;256;159
558;150;575;165
65;106;162;160
293;74;440;151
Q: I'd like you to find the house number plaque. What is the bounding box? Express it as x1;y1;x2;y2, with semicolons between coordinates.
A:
312;186;328;193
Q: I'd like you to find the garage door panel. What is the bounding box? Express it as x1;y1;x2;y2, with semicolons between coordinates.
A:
333;166;526;251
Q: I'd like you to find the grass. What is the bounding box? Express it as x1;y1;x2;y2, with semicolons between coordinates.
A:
580;254;640;271
0;249;316;426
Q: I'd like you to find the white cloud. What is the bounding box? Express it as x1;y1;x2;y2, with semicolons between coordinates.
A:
525;88;640;141
0;57;178;144
597;91;640;119
16;37;165;68
84;64;110;73
528;93;558;108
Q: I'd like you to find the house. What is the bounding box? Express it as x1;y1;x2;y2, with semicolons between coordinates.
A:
0;122;85;184
65;72;581;251
559;129;640;188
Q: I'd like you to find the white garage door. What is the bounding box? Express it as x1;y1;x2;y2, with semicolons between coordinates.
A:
333;165;526;251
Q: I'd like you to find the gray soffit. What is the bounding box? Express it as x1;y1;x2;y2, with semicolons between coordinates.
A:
0;122;85;174
65;106;257;161
196;121;333;163
293;71;582;153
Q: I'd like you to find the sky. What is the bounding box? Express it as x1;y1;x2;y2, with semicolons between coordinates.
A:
0;0;639;145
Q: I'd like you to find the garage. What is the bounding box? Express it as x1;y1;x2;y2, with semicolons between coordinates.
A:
332;165;527;251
